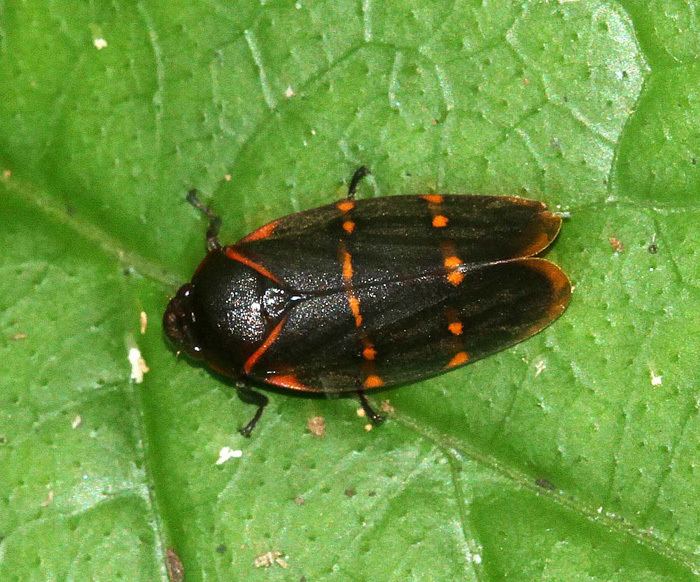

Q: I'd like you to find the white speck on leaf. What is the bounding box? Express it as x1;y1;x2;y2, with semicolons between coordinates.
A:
650;371;663;386
534;359;547;377
284;85;295;98
254;551;287;568
93;37;108;50
216;446;243;465
71;415;82;429
41;489;54;507
128;347;149;383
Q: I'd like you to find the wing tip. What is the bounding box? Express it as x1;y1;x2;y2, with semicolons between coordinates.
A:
517;208;562;258
521;257;572;321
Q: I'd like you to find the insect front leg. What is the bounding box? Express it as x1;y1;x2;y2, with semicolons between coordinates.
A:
346;166;371;200
235;382;269;437
186;190;222;251
356;390;384;426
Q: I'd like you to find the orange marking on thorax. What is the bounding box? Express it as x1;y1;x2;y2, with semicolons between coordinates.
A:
239;220;279;243
432;214;449;228
446;351;470;368
336;200;355;213
363;374;384;389
421;194;444;205
267;373;310;391
448;321;463;336
225;247;282;285
343;220;356;234
243;316;288;375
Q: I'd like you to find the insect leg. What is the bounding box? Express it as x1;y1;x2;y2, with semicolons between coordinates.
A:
346;166;371;200
186;190;222;251
235;383;269;437
356;390;384;425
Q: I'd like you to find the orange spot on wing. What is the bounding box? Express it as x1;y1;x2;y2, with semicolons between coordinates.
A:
363;374;384;389
243;317;288;375
421;194;444;204
340;247;354;281
447;271;465;286
343;220;356;234
336;200;355;213
225;247;282;285
448;322;463;336
443;255;462;269
239;220;279;243
349;296;363;327
362;345;377;360
267;373;310;391
446;351;470;368
432;215;449;228
339;241;363;327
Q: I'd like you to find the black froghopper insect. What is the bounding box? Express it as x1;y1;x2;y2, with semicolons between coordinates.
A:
164;167;571;435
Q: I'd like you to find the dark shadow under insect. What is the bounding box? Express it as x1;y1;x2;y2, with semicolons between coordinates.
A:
163;167;571;436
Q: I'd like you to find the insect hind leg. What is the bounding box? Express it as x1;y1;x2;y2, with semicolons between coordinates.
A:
235;383;269;437
187;190;222;251
346;166;371;200
356;390;384;425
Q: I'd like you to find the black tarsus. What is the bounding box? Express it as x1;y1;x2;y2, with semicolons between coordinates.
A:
356;390;384;425
187;189;222;251
235;384;269;437
347;166;371;200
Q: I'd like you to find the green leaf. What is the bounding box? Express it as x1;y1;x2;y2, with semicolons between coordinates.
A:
1;1;698;579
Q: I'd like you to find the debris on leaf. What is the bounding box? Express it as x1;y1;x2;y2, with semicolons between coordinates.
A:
608;236;624;253
41;489;54;507
254;550;288;569
534;359;546;377
380;400;395;414
71;415;82;429
307;416;325;437
166;548;184;582
535;477;556;491
648;233;658;254
216;446;243;465
128;346;149;383
139;311;148;334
